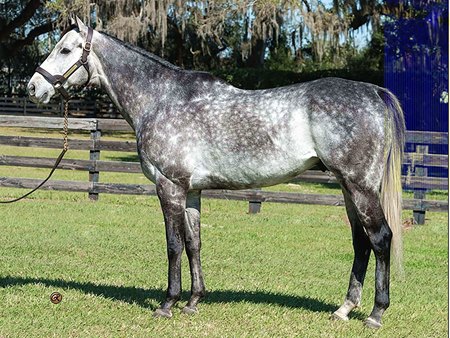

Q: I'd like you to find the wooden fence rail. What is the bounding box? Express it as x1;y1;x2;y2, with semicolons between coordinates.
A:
0;96;119;118
0;176;446;212
0;115;447;224
0;154;446;190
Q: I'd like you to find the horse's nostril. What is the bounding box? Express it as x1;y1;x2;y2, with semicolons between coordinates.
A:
28;83;35;95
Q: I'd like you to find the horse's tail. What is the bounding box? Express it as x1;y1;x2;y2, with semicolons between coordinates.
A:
378;88;405;274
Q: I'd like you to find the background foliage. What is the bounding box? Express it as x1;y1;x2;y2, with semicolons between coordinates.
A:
0;0;448;130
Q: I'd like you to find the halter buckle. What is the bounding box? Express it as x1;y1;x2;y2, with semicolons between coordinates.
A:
84;41;92;52
54;82;62;89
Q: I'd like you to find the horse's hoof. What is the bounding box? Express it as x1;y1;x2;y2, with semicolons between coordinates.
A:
153;308;172;318
331;311;349;321
181;305;198;315
364;317;382;329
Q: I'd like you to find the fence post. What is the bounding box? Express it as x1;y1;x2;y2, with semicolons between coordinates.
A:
23;98;27;116
248;188;262;214
413;145;428;225
89;124;101;200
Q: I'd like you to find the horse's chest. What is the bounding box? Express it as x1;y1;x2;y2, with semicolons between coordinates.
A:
136;122;196;183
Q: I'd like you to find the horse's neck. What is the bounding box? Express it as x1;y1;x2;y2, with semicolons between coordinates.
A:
93;34;180;129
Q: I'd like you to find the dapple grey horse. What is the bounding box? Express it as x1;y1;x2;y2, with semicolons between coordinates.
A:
27;18;405;328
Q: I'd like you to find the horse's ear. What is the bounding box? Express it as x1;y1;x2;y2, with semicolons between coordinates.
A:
70;16;76;26
76;16;88;36
69;14;77;26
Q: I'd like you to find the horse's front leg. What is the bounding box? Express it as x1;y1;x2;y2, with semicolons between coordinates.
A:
153;176;187;318
182;190;206;314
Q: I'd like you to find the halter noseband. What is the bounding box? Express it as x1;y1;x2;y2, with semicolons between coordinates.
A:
35;27;94;100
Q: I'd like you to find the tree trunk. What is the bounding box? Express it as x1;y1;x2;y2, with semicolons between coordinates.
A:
245;38;266;68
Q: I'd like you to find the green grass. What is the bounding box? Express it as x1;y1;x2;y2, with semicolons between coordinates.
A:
0;191;447;337
0;127;448;337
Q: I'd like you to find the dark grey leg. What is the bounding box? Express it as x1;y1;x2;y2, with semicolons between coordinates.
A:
153;176;187;318
365;217;392;329
182;190;206;314
346;186;392;328
333;190;371;321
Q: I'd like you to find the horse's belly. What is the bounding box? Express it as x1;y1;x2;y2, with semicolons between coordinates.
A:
189;113;318;189
189;151;319;190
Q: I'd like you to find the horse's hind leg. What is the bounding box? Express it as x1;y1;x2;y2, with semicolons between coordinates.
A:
338;180;392;328
182;190;206;314
333;190;371;321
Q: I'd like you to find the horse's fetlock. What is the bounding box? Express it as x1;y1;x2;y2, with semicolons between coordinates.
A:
375;294;390;310
194;289;206;299
169;293;181;301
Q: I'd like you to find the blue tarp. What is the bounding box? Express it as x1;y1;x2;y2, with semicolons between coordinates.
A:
384;0;448;133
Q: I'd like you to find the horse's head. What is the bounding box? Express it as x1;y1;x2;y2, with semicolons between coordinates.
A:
28;17;95;104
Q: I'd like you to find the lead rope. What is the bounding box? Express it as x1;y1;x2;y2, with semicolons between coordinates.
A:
63;101;69;151
0;100;69;203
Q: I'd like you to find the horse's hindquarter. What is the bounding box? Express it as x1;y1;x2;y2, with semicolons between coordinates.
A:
306;78;388;186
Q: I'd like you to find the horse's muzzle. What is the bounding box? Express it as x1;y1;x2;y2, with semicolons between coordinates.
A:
28;83;35;96
27;79;51;104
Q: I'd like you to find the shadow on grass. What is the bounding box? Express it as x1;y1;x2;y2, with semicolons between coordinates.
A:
0;275;365;319
288;181;342;191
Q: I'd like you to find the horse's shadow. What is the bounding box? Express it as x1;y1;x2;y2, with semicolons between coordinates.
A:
0;276;365;320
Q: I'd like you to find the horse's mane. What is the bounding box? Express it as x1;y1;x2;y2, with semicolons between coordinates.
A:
99;32;182;71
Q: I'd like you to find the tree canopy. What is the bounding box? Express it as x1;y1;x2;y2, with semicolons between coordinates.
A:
0;0;447;131
49;0;385;68
1;0;392;70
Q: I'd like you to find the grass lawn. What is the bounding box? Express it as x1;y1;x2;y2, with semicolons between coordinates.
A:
0;127;448;337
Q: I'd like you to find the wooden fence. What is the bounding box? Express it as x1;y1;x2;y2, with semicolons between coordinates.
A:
0;96;120;118
0;115;447;224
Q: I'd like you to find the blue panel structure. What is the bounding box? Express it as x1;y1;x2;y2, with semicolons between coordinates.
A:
384;0;448;180
384;0;448;132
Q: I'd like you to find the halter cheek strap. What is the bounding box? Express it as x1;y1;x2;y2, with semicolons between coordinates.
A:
35;27;94;100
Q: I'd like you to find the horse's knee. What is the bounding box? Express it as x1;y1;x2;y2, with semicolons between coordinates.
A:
185;229;201;252
185;238;201;252
167;238;184;258
184;208;201;252
185;208;200;227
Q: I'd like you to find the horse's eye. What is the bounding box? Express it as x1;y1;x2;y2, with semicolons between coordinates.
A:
60;48;71;55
